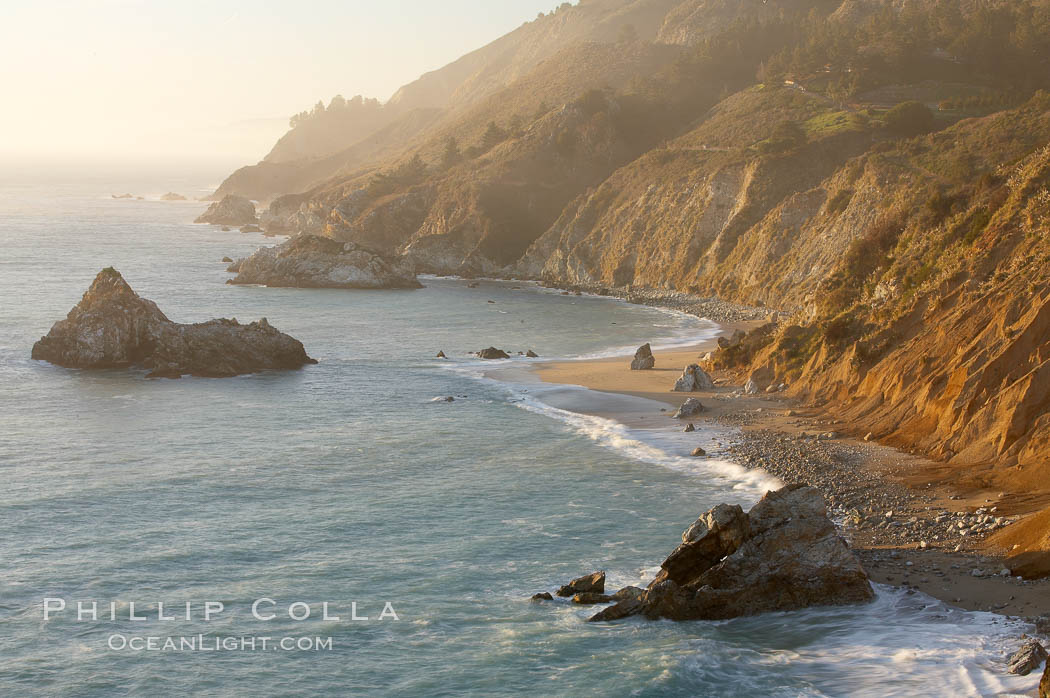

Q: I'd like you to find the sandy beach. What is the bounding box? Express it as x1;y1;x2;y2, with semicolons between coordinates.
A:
528;321;1050;627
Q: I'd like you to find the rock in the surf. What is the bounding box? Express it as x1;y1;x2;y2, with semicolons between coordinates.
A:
31;268;316;379
556;571;605;597
572;592;612;605
588;485;874;622
228;235;422;289
1040;658;1049;698
673;364;715;392
478;347;510;359
1008;639;1048;675
630;343;655;370
673;398;705;419
526;350;539;358
691;447;706;457
531;592;553;602
195;194;257;226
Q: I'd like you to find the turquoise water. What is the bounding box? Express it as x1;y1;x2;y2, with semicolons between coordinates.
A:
0;167;1040;697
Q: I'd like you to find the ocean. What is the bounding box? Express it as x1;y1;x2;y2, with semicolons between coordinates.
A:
0;164;1038;697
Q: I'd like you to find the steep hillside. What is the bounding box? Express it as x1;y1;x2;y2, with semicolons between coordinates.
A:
704;94;1050;512
519;87;876;291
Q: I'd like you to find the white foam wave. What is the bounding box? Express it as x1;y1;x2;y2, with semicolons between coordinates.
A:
511;391;780;495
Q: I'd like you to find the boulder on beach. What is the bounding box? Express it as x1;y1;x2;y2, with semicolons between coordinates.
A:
673;398;705;419
1008;639;1048;675
160;192;187;201
630;343;655;370
588;485;875;622
478;347;510;360
31;268;316;379
195;194;257;226
673;364;714;392
227;235;422;290
526;350;539;358
556;571;605;597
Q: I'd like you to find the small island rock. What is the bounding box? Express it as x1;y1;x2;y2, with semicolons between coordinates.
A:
195;194;257;226
31;268;316;379
160;192;187;201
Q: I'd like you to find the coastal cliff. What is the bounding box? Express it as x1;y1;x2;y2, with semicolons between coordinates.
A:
213;0;1050;568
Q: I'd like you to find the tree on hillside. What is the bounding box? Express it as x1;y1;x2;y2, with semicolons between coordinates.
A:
884;101;935;136
441;136;462;169
481;122;508;152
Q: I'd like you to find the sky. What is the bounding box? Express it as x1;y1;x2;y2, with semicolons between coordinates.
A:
0;0;564;165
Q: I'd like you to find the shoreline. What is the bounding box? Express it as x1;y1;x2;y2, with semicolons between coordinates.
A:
525;313;1050;630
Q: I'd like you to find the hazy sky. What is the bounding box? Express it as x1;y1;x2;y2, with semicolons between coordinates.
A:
0;0;563;164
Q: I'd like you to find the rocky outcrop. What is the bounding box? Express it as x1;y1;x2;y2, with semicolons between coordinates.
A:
160;192;186;201
1041;659;1049;698
673;398;705;419
477;347;510;360
227;235;422;289
1008;640;1048;676
589;485;874;622
673;363;714;391
556;571;605;597
31;268;316;378
631;343;655;370
195;195;257;226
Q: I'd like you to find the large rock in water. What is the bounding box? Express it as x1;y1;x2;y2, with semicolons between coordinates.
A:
589;484;874;622
1041;658;1049;698
195;195;257;226
673;364;714;392
631;343;655;370
228;235;422;289
31;268;316;378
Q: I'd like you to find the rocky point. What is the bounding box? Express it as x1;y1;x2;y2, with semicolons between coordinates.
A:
227;235;422;289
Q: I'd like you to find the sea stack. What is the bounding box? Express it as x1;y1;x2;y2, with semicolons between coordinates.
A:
631;343;655;370
195;194;257;226
31;268;316;378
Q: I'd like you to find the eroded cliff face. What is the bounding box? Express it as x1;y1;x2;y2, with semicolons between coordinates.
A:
694;96;1050;505
786;144;1050;494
